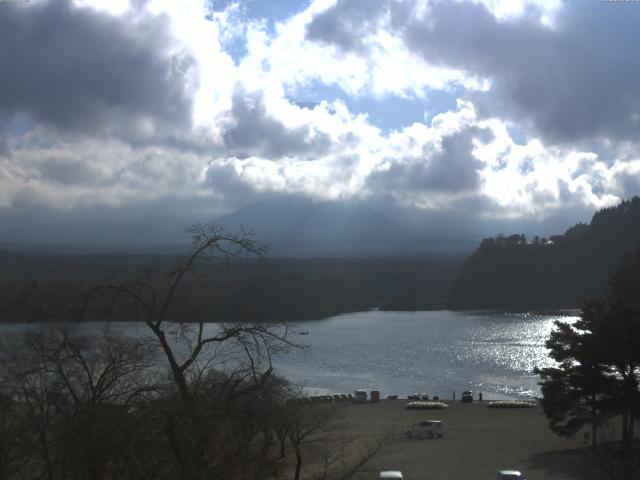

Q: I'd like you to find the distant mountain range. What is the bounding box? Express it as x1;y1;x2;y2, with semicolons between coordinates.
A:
214;197;476;256
0;197;477;256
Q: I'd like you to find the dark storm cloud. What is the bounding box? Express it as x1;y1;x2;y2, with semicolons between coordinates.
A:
367;127;489;194
0;0;195;139
402;1;640;144
305;0;390;53
37;157;103;186
204;160;264;206
614;170;640;199
222;90;331;160
307;0;640;145
0;120;8;157
366;190;592;241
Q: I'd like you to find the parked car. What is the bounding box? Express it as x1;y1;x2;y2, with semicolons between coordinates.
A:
497;470;525;479
380;471;403;480
406;420;444;438
353;389;368;403
461;390;473;402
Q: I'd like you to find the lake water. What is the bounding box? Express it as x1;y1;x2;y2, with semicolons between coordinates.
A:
272;310;576;400
0;310;576;400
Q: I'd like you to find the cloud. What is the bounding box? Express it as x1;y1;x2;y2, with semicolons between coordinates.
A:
204;158;267;208
305;0;390;54
400;0;640;144
0;129;211;210
231;0;476;102
610;160;640;199
367;127;490;195
0;0;196;141
203;93;633;226
305;0;640;145
220;90;332;160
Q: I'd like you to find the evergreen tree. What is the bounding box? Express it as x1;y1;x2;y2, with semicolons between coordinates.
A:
535;303;616;446
537;249;640;449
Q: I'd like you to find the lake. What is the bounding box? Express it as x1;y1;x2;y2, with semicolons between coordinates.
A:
273;310;575;400
0;310;576;400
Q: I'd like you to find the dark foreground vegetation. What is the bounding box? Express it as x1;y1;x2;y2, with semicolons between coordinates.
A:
450;197;640;310
0;225;390;480
0;325;390;480
536;247;640;480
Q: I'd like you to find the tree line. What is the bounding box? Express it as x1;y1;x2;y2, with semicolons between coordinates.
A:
0;249;461;324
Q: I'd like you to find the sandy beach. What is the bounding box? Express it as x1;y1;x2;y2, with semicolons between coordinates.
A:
333;399;608;480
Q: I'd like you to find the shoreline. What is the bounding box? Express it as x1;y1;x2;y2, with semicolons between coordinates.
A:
298;387;533;402
0;306;582;325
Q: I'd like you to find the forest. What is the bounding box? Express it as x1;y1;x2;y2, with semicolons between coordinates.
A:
0;249;461;323
448;197;640;310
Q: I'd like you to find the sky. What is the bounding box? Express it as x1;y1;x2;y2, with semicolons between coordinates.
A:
1;0;640;245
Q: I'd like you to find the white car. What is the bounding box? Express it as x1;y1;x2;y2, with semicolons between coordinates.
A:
497;470;525;479
380;471;403;480
406;420;444;438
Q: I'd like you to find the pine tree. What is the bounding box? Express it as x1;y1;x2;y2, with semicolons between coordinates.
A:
537;248;640;447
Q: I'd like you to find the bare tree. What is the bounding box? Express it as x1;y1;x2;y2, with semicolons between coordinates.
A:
0;390;22;480
281;400;394;480
286;403;344;480
311;431;394;480
592;422;640;480
82;224;297;480
0;324;159;480
85;224;293;405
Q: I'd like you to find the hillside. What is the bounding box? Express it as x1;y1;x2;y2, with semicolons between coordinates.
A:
448;197;640;309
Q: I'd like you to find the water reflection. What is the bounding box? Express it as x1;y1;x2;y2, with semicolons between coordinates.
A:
273;310;578;400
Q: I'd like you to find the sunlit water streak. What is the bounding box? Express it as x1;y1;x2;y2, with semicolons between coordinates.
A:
0;310;577;400
272;310;577;400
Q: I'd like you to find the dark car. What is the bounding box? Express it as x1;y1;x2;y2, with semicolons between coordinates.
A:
461;390;473;402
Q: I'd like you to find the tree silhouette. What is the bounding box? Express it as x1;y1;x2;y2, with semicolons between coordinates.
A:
537;248;640;479
535;302;617;445
450;196;640;309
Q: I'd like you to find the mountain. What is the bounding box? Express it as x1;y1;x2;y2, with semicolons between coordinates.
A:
0;197;477;256
214;196;474;256
448;197;640;309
